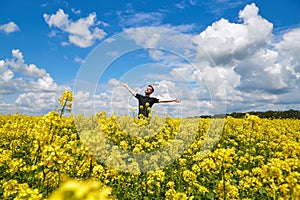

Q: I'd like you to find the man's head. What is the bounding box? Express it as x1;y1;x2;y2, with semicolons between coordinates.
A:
145;85;154;95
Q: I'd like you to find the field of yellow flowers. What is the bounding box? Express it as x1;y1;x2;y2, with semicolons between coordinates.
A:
0;111;299;199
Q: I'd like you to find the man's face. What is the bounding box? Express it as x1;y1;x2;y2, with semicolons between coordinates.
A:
145;86;153;95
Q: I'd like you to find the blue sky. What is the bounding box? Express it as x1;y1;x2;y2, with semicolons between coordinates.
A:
1;0;300;117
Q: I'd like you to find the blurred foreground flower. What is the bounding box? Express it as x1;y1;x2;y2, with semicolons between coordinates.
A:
47;179;114;200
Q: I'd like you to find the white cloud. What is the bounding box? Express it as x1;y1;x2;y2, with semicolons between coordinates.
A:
0;49;70;115
43;9;107;48
194;3;273;65
0;22;20;34
119;9;197;34
275;28;300;78
15;92;57;111
192;3;300;113
6;49;47;78
0;57;26;95
205;0;250;16
175;0;198;9
234;48;292;94
119;12;164;28
30;73;61;91
124;27;197;62
175;2;187;9
108;78;121;86
74;56;85;64
71;8;81;15
2;70;14;81
44;9;69;28
0;49;50;95
124;28;160;47
162;23;198;33
73;90;115;116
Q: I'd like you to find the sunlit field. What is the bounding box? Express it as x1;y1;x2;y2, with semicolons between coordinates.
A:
0;110;299;200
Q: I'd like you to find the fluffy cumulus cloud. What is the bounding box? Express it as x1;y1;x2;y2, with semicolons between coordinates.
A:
6;49;47;78
0;49;69;115
72;91;95;115
194;3;273;65
180;3;300;113
234;48;292;94
43;9;107;48
275;28;300;78
0;21;20;34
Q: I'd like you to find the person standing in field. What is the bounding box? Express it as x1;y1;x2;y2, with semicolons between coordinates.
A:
122;83;181;118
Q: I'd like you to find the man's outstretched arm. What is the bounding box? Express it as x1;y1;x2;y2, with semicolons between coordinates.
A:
158;98;181;103
121;83;137;96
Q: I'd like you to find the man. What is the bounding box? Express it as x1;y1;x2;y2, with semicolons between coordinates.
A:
122;83;181;118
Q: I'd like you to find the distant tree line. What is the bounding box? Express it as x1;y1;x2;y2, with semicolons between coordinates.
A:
199;109;300;119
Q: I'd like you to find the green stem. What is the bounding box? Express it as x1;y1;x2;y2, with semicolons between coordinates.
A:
60;98;68;118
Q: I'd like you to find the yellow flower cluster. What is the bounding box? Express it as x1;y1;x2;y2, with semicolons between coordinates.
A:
3;179;42;200
0;112;299;199
0;112;111;199
58;90;74;109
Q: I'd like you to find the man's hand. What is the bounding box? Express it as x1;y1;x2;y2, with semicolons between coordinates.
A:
120;82;127;87
121;83;136;96
174;98;181;103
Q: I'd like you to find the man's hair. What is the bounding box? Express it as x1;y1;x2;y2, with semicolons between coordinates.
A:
148;85;154;93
